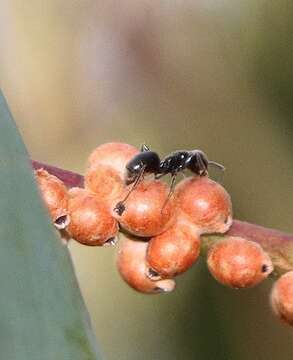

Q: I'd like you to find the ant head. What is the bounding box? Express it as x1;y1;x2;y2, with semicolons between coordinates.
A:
187;150;209;176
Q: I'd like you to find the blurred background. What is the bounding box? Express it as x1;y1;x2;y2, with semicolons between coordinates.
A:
1;1;293;359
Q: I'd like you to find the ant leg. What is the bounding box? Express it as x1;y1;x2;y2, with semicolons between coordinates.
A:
141;144;150;152
114;165;146;215
180;171;186;180
154;173;166;180
169;173;177;196
161;173;177;214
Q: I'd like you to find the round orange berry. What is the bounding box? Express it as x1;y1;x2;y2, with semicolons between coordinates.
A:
68;191;118;246
35;169;69;229
85;164;124;204
115;179;175;237
117;236;176;294
147;218;201;279
271;271;293;326
207;236;273;288
175;176;232;234
87;142;139;179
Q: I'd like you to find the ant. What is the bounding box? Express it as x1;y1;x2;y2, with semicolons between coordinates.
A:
113;145;225;215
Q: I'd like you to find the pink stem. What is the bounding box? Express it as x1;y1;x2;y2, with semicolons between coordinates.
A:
32;160;84;188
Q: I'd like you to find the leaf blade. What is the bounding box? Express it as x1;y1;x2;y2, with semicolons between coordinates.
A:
0;90;102;360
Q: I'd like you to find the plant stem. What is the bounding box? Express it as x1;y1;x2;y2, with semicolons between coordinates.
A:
31;160;84;188
32;160;293;277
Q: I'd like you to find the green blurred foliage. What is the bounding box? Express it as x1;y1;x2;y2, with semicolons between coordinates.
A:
1;1;293;359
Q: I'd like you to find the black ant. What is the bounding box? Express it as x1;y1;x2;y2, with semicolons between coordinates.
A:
113;145;225;215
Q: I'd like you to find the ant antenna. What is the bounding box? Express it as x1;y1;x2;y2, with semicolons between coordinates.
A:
208;161;225;172
208;161;225;184
114;164;147;216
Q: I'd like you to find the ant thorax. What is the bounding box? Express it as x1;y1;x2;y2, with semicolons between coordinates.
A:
158;151;190;175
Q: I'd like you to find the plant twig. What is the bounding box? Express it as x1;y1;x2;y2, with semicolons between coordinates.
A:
31;159;293;277
32;160;84;188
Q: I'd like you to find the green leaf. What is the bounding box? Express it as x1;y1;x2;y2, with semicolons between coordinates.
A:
0;90;102;360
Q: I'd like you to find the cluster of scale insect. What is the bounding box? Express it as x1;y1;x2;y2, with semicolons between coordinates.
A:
35;142;293;327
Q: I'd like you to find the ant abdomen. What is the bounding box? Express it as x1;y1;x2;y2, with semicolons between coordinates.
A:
125;151;160;184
